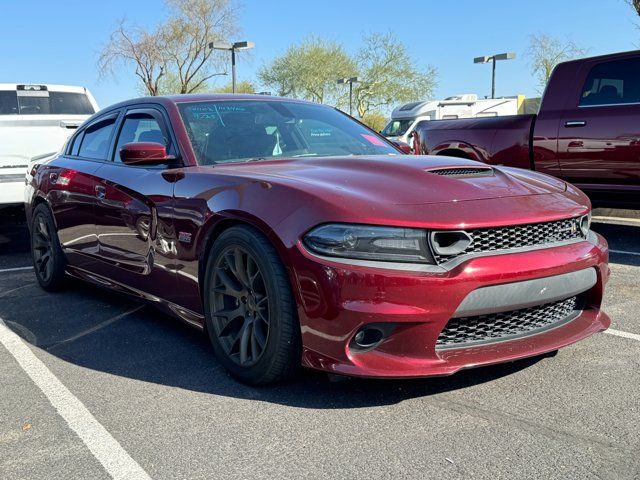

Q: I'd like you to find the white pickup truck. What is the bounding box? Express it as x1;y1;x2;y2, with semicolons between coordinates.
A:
0;84;98;207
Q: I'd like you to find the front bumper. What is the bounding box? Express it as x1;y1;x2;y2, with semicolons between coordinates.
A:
290;232;610;378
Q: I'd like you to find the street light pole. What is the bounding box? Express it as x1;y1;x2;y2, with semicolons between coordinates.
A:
231;48;236;93
337;77;361;116
491;56;496;99
473;52;516;99
210;41;255;93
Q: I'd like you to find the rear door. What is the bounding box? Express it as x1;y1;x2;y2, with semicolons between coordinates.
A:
557;56;640;190
43;112;119;269
93;106;179;300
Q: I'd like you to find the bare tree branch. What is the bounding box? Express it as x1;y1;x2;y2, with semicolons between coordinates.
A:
98;0;238;96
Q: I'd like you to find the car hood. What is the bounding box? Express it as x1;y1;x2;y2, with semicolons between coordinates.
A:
208;155;566;206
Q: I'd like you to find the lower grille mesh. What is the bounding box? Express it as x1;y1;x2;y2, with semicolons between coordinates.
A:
436;296;580;349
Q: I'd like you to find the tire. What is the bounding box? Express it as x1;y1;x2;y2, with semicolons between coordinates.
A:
30;203;67;291
203;225;301;385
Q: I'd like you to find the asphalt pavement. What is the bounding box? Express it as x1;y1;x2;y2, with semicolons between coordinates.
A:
0;207;638;479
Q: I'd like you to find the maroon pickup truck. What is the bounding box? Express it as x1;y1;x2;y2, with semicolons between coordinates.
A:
412;50;640;207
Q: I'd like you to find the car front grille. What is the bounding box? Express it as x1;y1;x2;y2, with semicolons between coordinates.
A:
436;296;580;349
428;167;493;177
431;216;585;264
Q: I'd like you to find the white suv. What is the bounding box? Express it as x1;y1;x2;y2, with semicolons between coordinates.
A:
0;84;98;207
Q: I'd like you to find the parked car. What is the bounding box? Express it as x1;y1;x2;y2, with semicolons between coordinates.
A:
0;84;98;208
25;94;610;385
412;51;640;208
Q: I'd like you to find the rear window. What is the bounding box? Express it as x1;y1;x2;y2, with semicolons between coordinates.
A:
0;91;19;114
0;90;94;115
580;58;640;106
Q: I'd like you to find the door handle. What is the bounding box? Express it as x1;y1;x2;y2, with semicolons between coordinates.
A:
95;185;106;200
564;120;586;128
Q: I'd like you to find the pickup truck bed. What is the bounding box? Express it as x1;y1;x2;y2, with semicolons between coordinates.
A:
413;50;640;208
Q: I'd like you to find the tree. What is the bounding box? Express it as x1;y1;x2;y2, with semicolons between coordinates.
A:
360;112;388;132
161;0;237;94
526;33;588;91
99;0;238;96
212;80;256;93
353;32;437;118
628;0;640;15
258;37;357;106
99;20;166;96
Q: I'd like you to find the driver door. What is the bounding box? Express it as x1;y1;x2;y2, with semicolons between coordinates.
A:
93;107;179;300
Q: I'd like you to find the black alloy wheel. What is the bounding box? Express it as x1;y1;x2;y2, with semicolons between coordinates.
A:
210;246;270;366
204;225;301;385
30;204;66;291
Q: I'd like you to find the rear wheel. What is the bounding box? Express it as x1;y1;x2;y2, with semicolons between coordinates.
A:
30;203;66;291
203;225;301;385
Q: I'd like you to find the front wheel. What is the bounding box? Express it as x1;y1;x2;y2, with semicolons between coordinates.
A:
30;203;67;291
203;225;301;385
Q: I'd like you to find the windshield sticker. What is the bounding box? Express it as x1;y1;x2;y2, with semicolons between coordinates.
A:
186;104;247;121
309;128;332;137
361;134;386;146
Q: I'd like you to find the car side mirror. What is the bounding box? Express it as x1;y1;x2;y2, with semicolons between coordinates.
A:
119;142;173;166
389;139;413;155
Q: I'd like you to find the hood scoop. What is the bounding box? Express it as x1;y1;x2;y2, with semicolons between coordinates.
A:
427;166;494;178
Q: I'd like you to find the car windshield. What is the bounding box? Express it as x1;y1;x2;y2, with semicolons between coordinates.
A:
381;119;413;137
178;100;398;165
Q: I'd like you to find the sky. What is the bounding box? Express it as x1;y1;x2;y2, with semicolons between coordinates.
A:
1;0;638;111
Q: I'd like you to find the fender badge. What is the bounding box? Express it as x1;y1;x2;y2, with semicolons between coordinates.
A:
178;232;192;244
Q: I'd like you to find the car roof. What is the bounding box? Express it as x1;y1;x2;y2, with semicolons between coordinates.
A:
0;83;89;93
104;93;322;111
560;49;640;66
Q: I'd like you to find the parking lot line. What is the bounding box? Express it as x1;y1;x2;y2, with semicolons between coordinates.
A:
605;328;640;342
609;249;640;257
47;305;145;351
0;317;151;480
0;266;33;273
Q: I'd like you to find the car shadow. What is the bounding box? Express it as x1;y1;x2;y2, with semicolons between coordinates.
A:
6;208;634;408
0;206;29;255
1;276;545;409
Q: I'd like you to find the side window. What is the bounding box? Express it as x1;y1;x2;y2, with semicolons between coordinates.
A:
113;112;167;163
78;117;117;160
70;131;83;156
580;58;640;107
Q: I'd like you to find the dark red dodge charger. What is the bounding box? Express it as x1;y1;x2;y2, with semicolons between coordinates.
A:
25;94;610;385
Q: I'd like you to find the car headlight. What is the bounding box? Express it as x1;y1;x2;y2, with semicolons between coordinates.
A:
580;212;591;236
303;224;434;264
